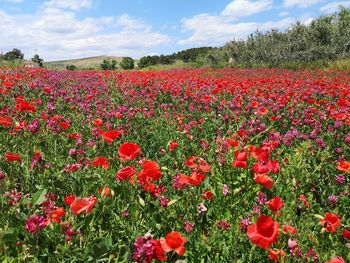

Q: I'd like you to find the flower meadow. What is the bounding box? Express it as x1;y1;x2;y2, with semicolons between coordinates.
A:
0;67;349;262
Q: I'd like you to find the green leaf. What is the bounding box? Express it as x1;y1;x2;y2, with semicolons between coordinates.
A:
21;197;32;205
0;228;17;244
138;196;145;207
102;236;112;249
31;188;47;206
313;214;324;220
167;198;180;206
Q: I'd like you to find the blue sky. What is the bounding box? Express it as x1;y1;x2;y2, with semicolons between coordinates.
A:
0;0;349;61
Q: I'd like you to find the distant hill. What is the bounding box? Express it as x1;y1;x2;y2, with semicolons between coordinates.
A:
44;56;125;70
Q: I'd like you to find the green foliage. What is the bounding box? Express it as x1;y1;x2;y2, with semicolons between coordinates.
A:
171;47;218;63
221;7;350;68
138;48;217;69
3;48;24;61
120;57;135;70
66;64;77;70
0;59;23;68
100;59;118;70
138;55;172;68
31;54;44;68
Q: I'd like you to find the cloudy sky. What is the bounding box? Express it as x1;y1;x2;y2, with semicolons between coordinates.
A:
0;0;349;61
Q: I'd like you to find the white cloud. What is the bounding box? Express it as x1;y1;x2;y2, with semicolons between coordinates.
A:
178;0;313;46
319;1;350;14
3;0;24;2
283;0;323;8
43;0;93;11
178;14;297;46
113;14;150;31
222;0;273;18
279;11;289;17
0;8;170;60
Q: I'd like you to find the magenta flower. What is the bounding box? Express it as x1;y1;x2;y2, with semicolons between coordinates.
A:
26;215;47;234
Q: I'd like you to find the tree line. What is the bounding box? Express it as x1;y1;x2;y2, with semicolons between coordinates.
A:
136;47;218;68
0;48;44;67
98;48;217;70
219;6;350;68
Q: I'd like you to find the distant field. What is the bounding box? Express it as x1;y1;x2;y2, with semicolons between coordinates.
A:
44;57;194;70
140;60;196;71
44;56;125;70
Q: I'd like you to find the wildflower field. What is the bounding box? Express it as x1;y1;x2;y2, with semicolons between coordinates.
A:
0;67;349;262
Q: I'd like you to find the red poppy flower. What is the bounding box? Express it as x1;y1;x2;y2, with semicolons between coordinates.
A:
93;118;103;127
252;162;270;174
43;87;51;93
118;142;141;161
116;166;136;181
15;98;36;113
197;159;211;173
92;157;109;169
140;180;156;193
283;225;297;235
250;147;269;162
251;101;259;108
5;153;21;162
69;195;97;216
51;207;66;223
169;140;179;151
268;161;280;174
336;161;350;172
268;249;285;262
115;112;123;119
189;171;206;186
64;195;76;206
325;256;346;263
101;130;121;143
2;81;13;88
178;173;191;185
0;88;8;94
254;173;274;189
68;133;81;139
257;107;268;115
184;156;197;169
341;229;350;240
138;160;162;181
60;121;70;129
247;215;279;250
0;116;13;127
268;197;284;212
201;190;213;201
232;151;248;168
226;139;239;148
160;231;187;256
153;241;167;261
13;121;26;131
320;213;341;233
98;187;111;198
297;194;309;207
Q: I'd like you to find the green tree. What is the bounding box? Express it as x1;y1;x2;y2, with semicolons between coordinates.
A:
138;56;152;68
100;59;117;70
120;57;135;70
66;65;77;70
31;54;44;68
4;48;24;61
221;7;350;68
